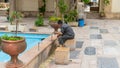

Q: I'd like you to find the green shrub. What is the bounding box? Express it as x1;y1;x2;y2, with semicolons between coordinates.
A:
49;16;62;22
83;0;90;4
35;16;44;26
64;10;77;22
1;34;23;41
58;0;68;15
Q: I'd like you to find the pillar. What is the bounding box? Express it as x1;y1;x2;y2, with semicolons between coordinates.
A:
9;0;15;16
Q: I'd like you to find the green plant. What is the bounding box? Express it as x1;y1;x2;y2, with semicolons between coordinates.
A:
1;34;23;41
49;16;62;22
64;10;77;22
9;11;23;24
103;0;110;6
9;11;23;36
39;0;46;15
6;8;9;21
35;16;44;26
58;0;68;20
82;0;90;4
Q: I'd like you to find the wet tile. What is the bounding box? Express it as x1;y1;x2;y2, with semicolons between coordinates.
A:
70;50;80;59
76;41;83;48
84;47;96;55
98;57;119;68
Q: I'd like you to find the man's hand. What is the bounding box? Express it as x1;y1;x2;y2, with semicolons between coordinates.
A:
54;31;62;36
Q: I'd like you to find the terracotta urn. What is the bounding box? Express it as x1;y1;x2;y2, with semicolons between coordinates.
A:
49;22;59;31
1;37;26;68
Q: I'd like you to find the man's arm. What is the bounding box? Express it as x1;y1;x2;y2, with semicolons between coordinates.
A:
54;31;62;35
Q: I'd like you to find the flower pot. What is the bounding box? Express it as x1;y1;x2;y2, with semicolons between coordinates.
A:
1;37;26;68
49;22;59;31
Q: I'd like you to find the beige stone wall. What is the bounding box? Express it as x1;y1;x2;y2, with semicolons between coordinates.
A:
46;0;55;12
10;0;76;17
21;0;38;11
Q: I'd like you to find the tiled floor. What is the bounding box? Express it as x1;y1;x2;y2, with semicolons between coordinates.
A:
48;19;120;68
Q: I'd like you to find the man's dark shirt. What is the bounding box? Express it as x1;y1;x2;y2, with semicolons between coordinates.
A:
61;24;75;37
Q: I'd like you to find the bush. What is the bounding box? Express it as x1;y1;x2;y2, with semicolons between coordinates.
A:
64;10;77;22
49;16;61;22
83;0;90;4
35;16;44;26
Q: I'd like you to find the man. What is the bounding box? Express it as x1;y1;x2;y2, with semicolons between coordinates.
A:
54;20;75;47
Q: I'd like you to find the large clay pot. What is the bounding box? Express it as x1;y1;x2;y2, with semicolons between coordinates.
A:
1;36;26;68
49;23;59;31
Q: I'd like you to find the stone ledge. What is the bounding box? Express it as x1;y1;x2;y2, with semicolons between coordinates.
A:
29;27;38;32
55;47;70;65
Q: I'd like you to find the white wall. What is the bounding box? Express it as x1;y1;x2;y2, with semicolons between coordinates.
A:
21;0;38;11
112;0;120;12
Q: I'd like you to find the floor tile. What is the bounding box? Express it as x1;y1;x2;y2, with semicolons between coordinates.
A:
76;41;83;48
90;34;102;39
84;47;96;55
100;29;108;33
70;50;80;59
98;57;119;68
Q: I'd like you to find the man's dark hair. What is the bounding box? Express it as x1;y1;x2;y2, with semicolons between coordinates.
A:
57;20;63;24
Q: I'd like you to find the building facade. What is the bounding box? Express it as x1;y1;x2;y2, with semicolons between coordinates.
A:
1;0;119;19
8;0;77;17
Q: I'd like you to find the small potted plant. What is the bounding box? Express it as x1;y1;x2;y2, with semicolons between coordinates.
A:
49;16;61;31
35;15;44;26
64;10;78;26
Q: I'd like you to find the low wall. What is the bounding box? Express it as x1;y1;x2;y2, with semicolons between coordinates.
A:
20;35;57;68
105;12;120;19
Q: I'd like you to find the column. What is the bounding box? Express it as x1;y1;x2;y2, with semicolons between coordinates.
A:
9;0;15;16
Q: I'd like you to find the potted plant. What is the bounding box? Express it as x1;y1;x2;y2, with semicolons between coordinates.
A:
35;15;44;26
49;16;62;31
64;10;78;26
1;11;26;68
1;35;26;68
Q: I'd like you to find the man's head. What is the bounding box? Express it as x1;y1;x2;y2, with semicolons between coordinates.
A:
57;20;63;28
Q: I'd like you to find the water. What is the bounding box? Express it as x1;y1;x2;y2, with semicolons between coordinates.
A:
0;32;49;62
